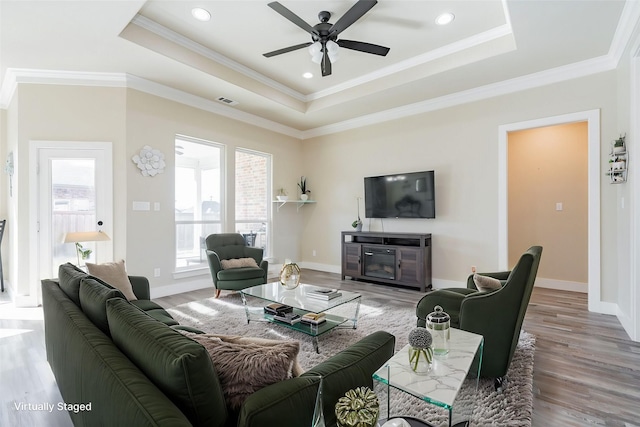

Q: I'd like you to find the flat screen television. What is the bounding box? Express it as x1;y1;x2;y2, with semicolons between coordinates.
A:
364;170;435;219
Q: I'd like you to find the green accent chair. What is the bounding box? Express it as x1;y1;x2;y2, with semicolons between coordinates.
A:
206;233;268;298
416;246;542;386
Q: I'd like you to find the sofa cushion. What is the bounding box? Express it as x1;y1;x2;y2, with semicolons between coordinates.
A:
220;257;259;270
473;274;502;292
58;262;88;306
86;260;137;301
106;298;228;427
79;277;126;335
130;299;166;312
217;267;265;281
179;332;300;411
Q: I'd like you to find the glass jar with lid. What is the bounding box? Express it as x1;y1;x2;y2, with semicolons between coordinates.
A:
426;305;450;355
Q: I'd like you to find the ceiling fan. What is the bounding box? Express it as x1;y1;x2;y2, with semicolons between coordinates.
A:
263;0;390;77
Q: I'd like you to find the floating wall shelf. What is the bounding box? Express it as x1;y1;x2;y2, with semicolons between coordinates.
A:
273;200;316;212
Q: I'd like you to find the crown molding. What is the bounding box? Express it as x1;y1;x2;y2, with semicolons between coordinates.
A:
0;68;303;139
608;0;640;66
130;14;306;103
301;54;616;139
125;74;303;139
308;23;514;102
0;68;127;109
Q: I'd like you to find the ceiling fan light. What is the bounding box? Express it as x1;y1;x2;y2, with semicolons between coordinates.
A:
311;51;323;64
308;41;322;56
328;50;339;63
326;40;339;54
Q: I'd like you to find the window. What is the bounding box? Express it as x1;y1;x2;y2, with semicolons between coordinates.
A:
235;148;271;255
175;136;224;270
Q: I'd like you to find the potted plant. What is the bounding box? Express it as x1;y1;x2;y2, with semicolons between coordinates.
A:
298;176;310;201
276;188;288;202
352;196;363;231
613;135;626;154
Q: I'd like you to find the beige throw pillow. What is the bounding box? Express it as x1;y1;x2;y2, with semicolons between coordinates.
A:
180;332;300;410
220;257;259;270
86;259;137;301
473;274;502;292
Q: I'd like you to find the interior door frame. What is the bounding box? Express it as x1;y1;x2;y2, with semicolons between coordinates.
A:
29;141;113;304
497;109;610;314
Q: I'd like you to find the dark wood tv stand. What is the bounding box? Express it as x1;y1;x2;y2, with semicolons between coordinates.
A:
341;231;432;292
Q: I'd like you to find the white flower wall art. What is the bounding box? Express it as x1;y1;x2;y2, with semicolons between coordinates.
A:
132;145;166;177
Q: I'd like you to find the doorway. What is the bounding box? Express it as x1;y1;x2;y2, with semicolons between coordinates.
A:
31;142;113;304
507;122;588;292
498;110;611;314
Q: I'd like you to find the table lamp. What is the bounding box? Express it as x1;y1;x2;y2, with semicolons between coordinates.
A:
63;230;111;266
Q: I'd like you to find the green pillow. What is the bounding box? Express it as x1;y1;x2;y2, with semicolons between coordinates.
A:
58;263;88;306
106;298;228;427
79;277;126;335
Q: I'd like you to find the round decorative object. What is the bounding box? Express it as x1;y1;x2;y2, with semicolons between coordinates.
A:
300;194;309;201
132;145;166;177
280;261;301;289
408;327;433;374
335;387;379;427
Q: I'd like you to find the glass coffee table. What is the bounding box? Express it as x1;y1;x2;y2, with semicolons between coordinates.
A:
240;282;361;353
373;328;484;427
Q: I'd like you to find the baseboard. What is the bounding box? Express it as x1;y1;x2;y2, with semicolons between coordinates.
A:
150;278;212;299
535;277;587;293
298;262;341;274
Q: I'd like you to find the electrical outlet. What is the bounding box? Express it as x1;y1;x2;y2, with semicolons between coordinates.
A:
154;268;160;277
312;250;317;257
471;265;477;273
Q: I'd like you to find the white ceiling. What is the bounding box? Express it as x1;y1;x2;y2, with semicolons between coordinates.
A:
0;0;636;138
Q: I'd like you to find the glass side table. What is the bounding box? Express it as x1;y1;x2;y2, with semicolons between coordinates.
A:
373;328;484;427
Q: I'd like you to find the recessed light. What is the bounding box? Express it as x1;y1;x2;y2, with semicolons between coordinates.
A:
435;12;455;26
303;72;313;79
192;8;211;22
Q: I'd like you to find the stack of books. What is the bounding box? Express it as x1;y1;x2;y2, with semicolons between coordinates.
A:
264;303;293;316
273;312;302;325
307;288;342;300
301;312;326;326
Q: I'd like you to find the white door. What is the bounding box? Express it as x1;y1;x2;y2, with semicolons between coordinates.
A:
37;143;113;286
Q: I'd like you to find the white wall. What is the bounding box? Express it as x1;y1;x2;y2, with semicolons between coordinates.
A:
300;72;621;302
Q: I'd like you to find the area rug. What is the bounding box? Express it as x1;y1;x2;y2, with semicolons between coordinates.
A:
167;293;534;426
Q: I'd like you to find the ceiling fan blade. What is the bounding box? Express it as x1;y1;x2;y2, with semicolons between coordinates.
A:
268;2;317;35
329;0;377;37
337;39;390;56
263;42;313;58
321;47;332;76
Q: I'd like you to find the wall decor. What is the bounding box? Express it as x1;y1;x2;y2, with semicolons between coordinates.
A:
132;145;165;177
607;135;628;183
5;151;14;196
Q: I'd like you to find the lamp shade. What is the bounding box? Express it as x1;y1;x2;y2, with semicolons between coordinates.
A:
63;231;111;243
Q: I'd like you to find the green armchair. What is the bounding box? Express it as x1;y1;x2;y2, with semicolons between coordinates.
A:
205;233;268;298
416;246;542;385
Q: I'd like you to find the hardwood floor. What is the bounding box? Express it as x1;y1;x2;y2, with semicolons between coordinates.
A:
1;270;639;426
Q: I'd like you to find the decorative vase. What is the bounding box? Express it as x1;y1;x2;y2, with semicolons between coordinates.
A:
335;387;379;427
408;346;433;374
301;194;309;201
277;195;289;202
280;261;301;289
408;327;434;374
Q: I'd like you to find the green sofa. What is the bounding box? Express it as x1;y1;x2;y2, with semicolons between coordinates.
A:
42;263;395;427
